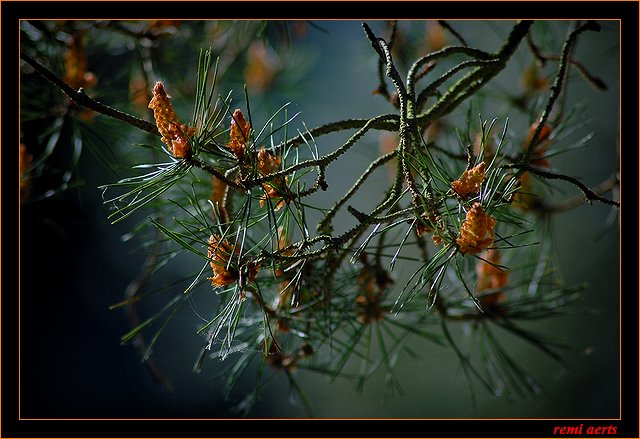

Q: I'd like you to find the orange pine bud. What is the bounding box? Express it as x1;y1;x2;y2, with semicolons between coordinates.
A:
425;21;446;52
256;148;290;211
244;40;279;93
523;123;552;168
129;76;152;111
456;202;496;254
264;342;297;371
276;226;290;251
354;255;388;324
274;227;298;303
512;172;537;211
473;131;495;164
355;293;385;324
207;235;259;287
452;162;486;197
415;212;435;237
148;82;195;158
207;235;238;287
228;109;251;161
291;21;309;38
524;123;551;146
257;147;281;175
415;211;443;245
63;33;97;90
475;249;508;292
148;20;182;31
259;182;289;211
245;262;261;285
357;266;377;296
521;62;549;94
210;176;227;210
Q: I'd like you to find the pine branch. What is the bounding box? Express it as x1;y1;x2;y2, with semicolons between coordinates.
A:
21;52;160;136
520;21;601;166
520;165;619;208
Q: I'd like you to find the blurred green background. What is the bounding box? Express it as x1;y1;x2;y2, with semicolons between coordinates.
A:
19;20;619;418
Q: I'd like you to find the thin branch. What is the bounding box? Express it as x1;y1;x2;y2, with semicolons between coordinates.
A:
373;21;398;103
362;23;408;107
520;21;601;167
407;46;494;97
527;31;607;91
185;156;244;190
547;55;608;91
526;31;547;67
415;21;533;125
363;22;422;209
521;165;619;208
347;205;413;225
251;114;394;186
297;165;328;198
319;151;397;232
21;52;160;136
416;59;501;110
543;173;619;212
277;116;399;150
438;20;468;46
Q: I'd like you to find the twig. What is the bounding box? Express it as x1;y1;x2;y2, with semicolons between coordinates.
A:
373;21;398;103
416;59;501;110
251;114;394;186
521;165;619;208
347;205;413;225
319;151;397;232
363;23;408;107
21;52;160;136
527;31;607;91
363;23;422;208
277;116;399;150
408;46;494;93
438;20;468;46
415;21;533;126
185;156;243;189
543;173;619;212
547;55;608;91
520;21;600;167
526;31;547;67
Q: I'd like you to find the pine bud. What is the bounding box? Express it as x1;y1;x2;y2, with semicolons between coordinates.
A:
148;82;195;158
475;249;508;291
452;162;486;197
227;109;251;162
456;202;496;254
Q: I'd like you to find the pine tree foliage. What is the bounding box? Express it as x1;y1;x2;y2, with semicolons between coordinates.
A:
20;20;619;416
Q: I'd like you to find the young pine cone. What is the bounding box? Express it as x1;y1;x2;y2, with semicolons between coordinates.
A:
148;82;195;158
456;202;496;254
